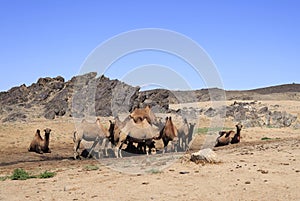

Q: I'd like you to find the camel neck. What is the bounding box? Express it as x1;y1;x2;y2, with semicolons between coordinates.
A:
45;134;50;140
44;134;50;146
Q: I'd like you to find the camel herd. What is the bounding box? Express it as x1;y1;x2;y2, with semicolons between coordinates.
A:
28;105;243;158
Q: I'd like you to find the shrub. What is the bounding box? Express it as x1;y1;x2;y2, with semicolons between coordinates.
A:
8;169;56;180
11;168;35;180
84;165;99;171
38;171;56;179
147;169;162;174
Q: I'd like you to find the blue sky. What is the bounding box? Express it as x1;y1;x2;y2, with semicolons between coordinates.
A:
0;0;299;92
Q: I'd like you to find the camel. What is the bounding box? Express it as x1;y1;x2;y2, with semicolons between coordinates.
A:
187;122;196;146
121;118;159;154
28;128;52;154
156;116;178;153
73;117;110;159
111;118;159;157
108;116;131;157
215;123;243;147
178;118;190;151
130;105;157;125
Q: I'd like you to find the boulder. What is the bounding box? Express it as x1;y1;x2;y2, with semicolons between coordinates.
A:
190;148;218;163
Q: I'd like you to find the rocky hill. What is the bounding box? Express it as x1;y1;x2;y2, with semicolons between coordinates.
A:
1;72;300;127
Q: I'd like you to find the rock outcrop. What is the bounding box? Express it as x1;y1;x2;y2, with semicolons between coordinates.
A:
0;73;299;128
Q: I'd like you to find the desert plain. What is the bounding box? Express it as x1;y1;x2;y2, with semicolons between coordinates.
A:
0;99;299;201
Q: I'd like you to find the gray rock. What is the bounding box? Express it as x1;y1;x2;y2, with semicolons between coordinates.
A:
2;113;27;122
204;107;217;117
190;148;218;163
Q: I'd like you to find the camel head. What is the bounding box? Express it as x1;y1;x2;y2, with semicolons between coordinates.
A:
44;128;51;136
236;123;243;132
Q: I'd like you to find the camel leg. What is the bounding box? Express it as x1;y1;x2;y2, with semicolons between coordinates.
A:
162;139;168;154
143;143;148;155
173;141;178;152
179;137;182;151
118;141;125;158
88;137;100;158
101;138;109;157
185;135;189;150
114;146;119;158
73;140;81;160
36;145;43;154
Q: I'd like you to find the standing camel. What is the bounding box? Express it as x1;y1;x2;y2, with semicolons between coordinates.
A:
73;118;110;159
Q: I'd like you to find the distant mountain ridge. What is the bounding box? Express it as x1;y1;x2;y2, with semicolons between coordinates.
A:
0;72;300;122
244;83;300;94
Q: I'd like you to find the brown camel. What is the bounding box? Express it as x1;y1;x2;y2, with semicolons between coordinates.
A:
215;123;243;147
130;105;157;125
108;116;131;157
28;128;52;154
156;116;178;153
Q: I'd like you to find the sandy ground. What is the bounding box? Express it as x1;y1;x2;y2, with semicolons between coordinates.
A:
0;100;299;201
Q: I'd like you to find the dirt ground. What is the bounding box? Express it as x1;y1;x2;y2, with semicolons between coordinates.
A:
0;101;299;201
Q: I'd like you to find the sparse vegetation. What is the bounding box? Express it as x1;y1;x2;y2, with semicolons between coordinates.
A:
84;165;99;171
1;168;56;181
11;168;35;180
147;169;162;174
261;137;281;141
38;171;56;178
196;127;233;135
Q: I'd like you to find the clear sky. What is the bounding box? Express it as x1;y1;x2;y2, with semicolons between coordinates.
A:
0;0;299;92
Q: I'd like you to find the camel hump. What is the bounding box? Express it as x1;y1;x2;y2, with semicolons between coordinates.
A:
35;129;43;140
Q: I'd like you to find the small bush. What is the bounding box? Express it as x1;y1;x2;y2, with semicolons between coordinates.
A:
11;168;35;180
38;171;56;179
84;165;99;171
147;169;162;174
8;169;56;181
261;137;280;141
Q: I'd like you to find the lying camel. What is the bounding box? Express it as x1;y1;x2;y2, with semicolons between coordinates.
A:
130;105;157;125
73;117;110;159
28;128;52;154
215;123;243;147
156;116;178;153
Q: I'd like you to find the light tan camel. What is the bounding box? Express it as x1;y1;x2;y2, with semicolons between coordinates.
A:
73;117;110;159
178;118;190;151
110;117;159;157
